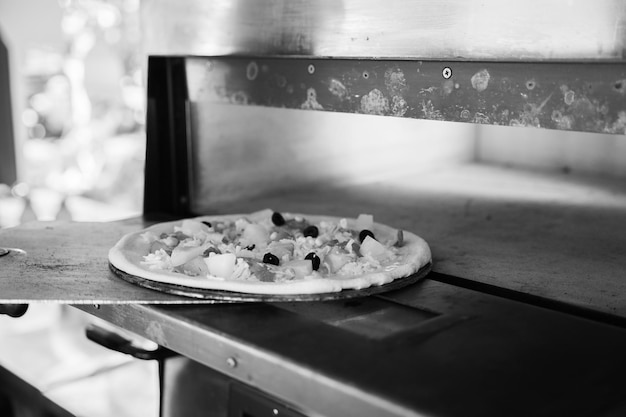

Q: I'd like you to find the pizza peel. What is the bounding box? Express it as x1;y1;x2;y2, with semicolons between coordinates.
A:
0;218;431;304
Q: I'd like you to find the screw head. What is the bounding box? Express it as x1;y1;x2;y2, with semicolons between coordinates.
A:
226;357;238;368
442;67;452;79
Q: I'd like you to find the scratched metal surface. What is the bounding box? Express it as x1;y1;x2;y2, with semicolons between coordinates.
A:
142;0;626;60
185;57;626;134
0;218;211;304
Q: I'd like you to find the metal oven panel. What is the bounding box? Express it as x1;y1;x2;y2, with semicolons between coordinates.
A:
185;56;626;133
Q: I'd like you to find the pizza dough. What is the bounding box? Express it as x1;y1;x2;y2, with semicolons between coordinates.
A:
108;209;431;295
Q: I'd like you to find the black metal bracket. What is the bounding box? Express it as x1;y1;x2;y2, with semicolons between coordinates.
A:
0;304;28;318
85;323;177;417
144;56;193;218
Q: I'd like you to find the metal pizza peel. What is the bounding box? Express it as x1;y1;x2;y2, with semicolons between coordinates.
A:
0;219;430;304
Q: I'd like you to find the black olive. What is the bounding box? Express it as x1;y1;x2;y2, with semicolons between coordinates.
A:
201;221;212;228
359;229;375;242
263;253;280;265
304;252;321;271
303;225;319;238
202;247;221;257
271;212;286;226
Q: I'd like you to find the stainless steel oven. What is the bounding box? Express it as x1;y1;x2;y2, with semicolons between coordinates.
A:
1;1;626;416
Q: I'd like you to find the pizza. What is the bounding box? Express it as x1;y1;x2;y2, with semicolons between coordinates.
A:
108;209;431;296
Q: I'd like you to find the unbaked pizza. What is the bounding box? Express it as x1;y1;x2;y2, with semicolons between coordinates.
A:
108;209;431;295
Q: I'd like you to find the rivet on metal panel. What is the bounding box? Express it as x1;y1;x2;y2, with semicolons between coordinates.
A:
307;64;315;74
246;61;259;81
0;248;8;257
226;357;238;368
272;409;279;415
93;304;101;309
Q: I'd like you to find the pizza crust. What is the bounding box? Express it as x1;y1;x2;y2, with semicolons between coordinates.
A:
108;211;432;295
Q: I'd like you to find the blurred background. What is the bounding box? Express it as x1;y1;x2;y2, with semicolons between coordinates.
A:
0;0;144;228
0;1;155;416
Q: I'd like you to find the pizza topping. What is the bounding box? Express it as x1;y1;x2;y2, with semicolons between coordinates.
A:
139;210;410;283
267;241;295;262
143;249;173;270
140;231;159;244
323;249;351;273
169;231;190;242
240;223;269;249
271;229;294;241
160;235;179;247
204;253;237;279
285;217;308;231
203;247;221;256
360;235;391;261
395;230;404;247
356;213;374;231
248;262;276;282
178;219;211;237
263;253;280;266
170;242;208;267
304;252;321;270
303;225;319;238
271;211;286;226
149;240;172;255
283;259;313;280
358;229;375;243
178;256;208;277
